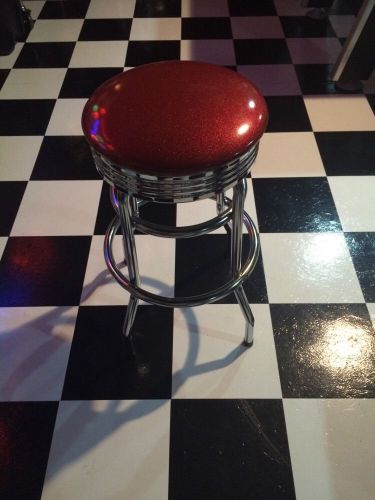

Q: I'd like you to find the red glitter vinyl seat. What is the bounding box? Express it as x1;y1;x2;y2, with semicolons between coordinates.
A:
82;60;268;347
82;61;268;178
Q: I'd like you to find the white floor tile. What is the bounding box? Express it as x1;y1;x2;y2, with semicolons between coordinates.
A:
251;132;326;178
46;99;87;135
42;400;170;500
172;304;281;398
176;179;258;232
180;40;235;65
0;68;66;99
11;180;102;236
24;1;45;20
328;177;375;232
86;0;135;18
329;15;356;38
261;233;364;303
245;182;259;230
0;136;43;181
367;303;375;328
231;16;284;39
287;38;342;64
27;19;84;42
0;43;23;69
304;95;375;131
69;41;128;67
284;399;375;500
238;64;301;95
181;0;229;17
0;237;7;259
0;306;76;401
80;234;175;305
177;198;225;234
130;18;181;40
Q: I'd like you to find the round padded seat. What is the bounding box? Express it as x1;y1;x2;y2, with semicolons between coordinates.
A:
82;61;268;177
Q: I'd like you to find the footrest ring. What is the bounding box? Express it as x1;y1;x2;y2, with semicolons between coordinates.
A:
104;210;260;308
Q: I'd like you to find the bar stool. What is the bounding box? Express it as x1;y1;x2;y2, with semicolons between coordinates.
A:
82;61;268;347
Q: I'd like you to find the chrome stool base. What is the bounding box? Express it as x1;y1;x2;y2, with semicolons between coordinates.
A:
104;177;259;347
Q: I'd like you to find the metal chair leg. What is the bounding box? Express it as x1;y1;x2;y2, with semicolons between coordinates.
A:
122;295;139;337
231;179;255;347
234;286;255;346
216;191;231;235
116;190;140;338
110;185;119;213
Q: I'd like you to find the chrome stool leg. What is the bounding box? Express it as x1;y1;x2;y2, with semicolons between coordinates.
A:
116;190;140;338
110;185;119;213
216;191;231;235
231;179;255;347
234;286;255;346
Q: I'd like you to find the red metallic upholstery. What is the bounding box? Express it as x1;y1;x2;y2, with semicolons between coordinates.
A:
82;61;268;176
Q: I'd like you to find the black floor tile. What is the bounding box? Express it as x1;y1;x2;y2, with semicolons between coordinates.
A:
345;232;375;302
294;64;337;95
14;42;75;68
234;39;291;65
0;100;55;135
175;234;268;304
0;182;27;236
270;303;375;398
138;200;177;230
0;69;9;90
79;19;132;41
0;236;91;306
366;94;375;114
280;15;336;37
39;0;90;19
62;305;173;399
94;183;177;234
227;0;277;16
59;67;122;98
264;96;311;132
0;402;58;500
134;0;181;17
31;136;100;180
315;132;375;175
169;399;296;500
253;177;342;232
125;41;180;66
182;17;232;39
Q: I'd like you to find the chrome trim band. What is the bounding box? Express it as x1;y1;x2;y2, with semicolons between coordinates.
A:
92;143;259;203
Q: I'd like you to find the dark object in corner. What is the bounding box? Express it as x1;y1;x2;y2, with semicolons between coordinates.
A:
0;0;34;56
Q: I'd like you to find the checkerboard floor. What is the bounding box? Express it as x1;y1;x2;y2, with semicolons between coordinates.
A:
1;0;374;498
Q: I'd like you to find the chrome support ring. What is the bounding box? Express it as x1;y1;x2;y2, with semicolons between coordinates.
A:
104;209;260;308
131;203;233;239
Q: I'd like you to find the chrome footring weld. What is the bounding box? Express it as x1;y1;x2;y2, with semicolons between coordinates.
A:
93;143;259;203
103;203;260;308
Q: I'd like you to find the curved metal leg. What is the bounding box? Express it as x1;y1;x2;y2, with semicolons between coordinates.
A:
110;185;119;213
234;286;255;346
231;179;255;347
216;191;231;235
122;295;139;337
216;191;225;215
117;190;140;338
